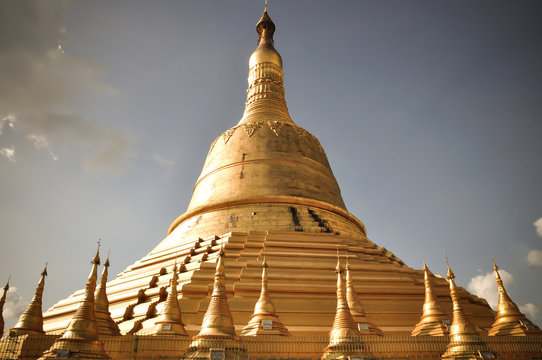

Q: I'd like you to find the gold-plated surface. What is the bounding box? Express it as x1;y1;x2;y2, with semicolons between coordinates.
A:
321;261;368;360
152;262;187;336
41;246;108;359
165;7;368;240
184;247;246;359
11;265;47;335
241;258;289;336
442;259;495;360
345;263;383;336
488;258;541;336
196;248;236;338
0;277;9;333
411;262;450;336
95;257;121;336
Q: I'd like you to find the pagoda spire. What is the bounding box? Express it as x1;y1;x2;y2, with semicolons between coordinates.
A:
241;257;289;336
152;260;187;335
488;257;541;336
322;258;369;360
11;264;47;335
41;242;108;359
238;6;293;125
185;245;246;359
441;256;495;360
94;253;121;336
0;276;10;333
411;261;450;336
345;262;382;335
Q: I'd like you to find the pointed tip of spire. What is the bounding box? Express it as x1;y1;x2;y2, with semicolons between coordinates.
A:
493;256;499;272
444;253;455;280
256;6;275;42
4;275;11;291
262;257;268;268
335;259;343;274
41;263;48;277
92;240;101;265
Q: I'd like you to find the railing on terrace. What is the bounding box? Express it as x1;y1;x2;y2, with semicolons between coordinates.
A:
0;333;541;360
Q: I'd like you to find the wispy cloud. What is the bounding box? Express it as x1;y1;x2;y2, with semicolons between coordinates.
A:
519;303;541;321
535;218;542;238
26;134;58;161
3;286;26;323
0;147;16;162
467;269;514;309
527;249;542;268
153;153;177;168
0;1;133;174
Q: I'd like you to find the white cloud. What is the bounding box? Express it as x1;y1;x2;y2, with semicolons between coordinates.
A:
519;303;540;321
0;147;16;162
3;286;26;322
527;249;542;268
0;1;133;174
153;153;177;167
467;269;514;309
534;218;542;238
0;114;15;135
26;134;58;161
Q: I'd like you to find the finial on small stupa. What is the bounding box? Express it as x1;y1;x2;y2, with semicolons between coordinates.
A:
11;264;47;335
488;257;541;336
412;259;449;336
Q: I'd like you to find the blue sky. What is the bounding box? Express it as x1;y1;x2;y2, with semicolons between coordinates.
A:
1;1;541;327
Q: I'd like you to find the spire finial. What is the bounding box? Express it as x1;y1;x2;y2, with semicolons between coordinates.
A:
264;0;268;13
92;239;101;265
4;275;11;291
444;252;454;280
42;262;48;277
104;249;110;267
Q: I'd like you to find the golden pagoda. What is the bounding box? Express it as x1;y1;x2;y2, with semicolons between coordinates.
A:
183;246;247;359
40;245;108;359
345;262;382;336
240;258;289;336
151;261;187;336
411;261;450;336
0;277;9;333
1;5;542;360
95;256;121;336
441;257;495;360
321;259;369;360
488;258;541;336
10;265;47;336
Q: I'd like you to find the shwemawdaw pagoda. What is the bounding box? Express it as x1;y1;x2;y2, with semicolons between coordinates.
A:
1;7;541;360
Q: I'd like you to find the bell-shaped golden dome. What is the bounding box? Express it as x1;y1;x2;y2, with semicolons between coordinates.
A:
165;9;365;244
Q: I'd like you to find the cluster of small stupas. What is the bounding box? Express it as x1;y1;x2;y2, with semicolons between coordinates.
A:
2;6;542;360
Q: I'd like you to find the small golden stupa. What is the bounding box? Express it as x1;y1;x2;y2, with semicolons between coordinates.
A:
441;257;495;360
241;258;289;336
10;265;47;336
488;258;541;336
183;246;247;359
40;245;108;359
411;261;450;336
94;255;121;336
151;261;187;336
345;262;382;336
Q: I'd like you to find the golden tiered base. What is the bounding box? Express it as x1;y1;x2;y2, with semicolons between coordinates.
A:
44;230;494;336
